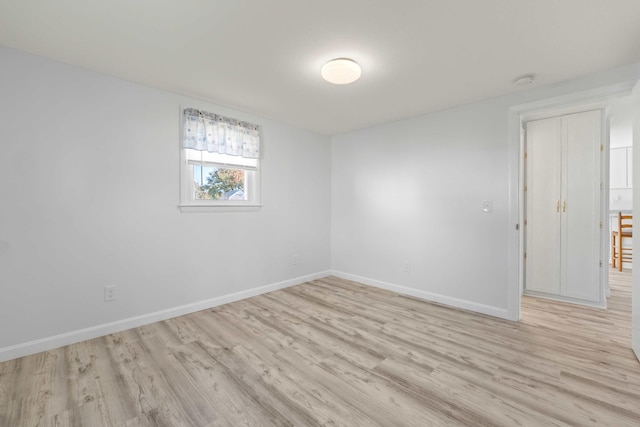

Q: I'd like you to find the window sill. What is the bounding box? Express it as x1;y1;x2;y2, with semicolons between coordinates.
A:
178;204;262;213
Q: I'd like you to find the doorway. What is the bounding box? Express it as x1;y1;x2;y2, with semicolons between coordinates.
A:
508;81;639;363
522;109;603;306
608;97;634;277
506;83;638;322
522;106;606;307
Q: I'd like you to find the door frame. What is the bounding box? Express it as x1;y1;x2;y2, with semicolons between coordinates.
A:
507;82;636;321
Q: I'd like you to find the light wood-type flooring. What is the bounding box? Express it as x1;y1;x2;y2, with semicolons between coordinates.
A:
1;270;639;426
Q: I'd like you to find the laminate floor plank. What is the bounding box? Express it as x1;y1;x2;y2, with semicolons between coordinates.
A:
205;345;315;427
170;342;283;427
2;269;639;426
425;365;569;427
253;295;388;370
133;335;220;426
235;344;382;427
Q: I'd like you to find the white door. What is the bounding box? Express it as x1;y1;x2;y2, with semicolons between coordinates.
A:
525;117;562;294
562;110;602;301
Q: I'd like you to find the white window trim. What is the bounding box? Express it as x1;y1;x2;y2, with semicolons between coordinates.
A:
178;204;262;213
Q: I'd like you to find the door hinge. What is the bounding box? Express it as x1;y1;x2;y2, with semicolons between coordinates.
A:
600;144;603;151
524;219;527;226
524;185;528;192
600;221;603;229
599;261;603;267
524;252;527;260
515;223;519;230
600;183;604;190
524;152;528;159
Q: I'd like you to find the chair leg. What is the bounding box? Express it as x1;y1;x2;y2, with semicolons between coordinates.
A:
612;234;616;268
619;234;623;271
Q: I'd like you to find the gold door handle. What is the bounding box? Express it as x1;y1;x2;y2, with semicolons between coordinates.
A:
556;200;560;212
562;200;566;213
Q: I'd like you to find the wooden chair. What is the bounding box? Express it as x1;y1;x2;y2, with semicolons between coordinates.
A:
611;212;632;271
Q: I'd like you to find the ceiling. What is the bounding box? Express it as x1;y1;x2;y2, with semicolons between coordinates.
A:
1;1;639;135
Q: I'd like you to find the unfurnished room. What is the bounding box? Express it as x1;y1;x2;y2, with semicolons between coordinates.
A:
1;1;640;426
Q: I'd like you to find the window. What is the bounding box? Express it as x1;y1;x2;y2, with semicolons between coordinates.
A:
184;149;259;203
179;108;261;210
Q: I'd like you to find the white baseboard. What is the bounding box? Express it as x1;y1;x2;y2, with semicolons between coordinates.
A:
331;270;510;320
0;271;331;363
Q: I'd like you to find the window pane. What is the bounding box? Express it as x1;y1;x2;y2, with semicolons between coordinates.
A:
193;164;202;185
194;167;246;200
185;148;257;168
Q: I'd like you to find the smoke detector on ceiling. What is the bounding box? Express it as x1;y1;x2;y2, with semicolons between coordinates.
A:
513;74;536;87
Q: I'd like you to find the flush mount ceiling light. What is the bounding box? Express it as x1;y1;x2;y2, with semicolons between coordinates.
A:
321;58;361;84
513;74;536;87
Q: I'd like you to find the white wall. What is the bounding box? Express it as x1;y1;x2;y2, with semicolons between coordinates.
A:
610;97;634;149
332;63;640;319
0;47;331;358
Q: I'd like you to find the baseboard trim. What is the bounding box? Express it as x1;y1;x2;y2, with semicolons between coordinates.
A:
330;270;510;320
0;271;331;362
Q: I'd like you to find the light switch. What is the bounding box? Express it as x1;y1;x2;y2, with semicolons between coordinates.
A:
482;200;493;213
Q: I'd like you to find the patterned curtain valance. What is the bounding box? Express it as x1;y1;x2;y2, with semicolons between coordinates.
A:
182;108;260;159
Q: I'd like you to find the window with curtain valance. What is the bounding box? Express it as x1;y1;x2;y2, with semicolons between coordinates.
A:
182;107;260;159
179;107;262;211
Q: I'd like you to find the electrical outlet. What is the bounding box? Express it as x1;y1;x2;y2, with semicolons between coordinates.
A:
403;262;411;273
293;254;299;265
104;285;117;302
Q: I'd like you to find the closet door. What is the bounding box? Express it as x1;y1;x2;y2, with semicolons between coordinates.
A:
525;117;562;295
561;110;601;301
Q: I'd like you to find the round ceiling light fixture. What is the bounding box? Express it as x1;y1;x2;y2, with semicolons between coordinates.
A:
321;58;361;84
513;74;536;87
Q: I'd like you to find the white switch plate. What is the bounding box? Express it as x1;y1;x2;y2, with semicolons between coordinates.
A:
482;200;493;213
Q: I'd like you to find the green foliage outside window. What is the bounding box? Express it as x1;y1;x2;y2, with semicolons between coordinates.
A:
195;168;244;200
